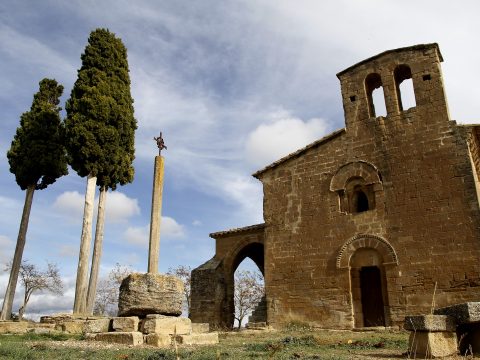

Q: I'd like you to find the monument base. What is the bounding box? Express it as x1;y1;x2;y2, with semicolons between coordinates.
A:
118;273;183;317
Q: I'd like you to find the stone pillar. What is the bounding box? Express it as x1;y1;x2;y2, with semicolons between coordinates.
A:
148;156;164;274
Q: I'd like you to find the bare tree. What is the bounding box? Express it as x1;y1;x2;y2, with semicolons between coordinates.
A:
4;260;63;320
167;265;192;316
93;263;131;316
234;270;264;329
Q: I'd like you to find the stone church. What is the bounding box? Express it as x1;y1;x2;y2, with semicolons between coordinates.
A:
190;43;480;329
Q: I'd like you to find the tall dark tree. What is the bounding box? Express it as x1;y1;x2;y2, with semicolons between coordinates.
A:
1;79;67;320
65;28;136;314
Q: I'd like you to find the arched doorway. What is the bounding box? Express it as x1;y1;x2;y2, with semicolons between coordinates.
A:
350;248;388;327
229;242;265;329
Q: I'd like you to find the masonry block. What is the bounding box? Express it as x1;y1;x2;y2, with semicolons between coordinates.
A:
0;321;28;334
404;315;456;332
57;320;85;334
84;318;111;333
141;315;191;335
145;333;172;347
94;331;143;346
112;316;139;332
174;332;219;345
434;302;480;324
408;331;457;358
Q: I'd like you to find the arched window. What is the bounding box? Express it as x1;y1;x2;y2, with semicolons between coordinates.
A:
345;178;374;214
330;161;383;215
394;64;416;111
365;73;386;118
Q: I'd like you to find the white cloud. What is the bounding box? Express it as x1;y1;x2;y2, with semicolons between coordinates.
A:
124;225;149;247
245;114;330;168
124;216;185;247
52;191;84;219
53;190;140;223
106;192;140;223
161;216;185;238
192;220;202;226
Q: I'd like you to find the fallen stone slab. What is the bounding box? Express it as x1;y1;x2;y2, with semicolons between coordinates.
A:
0;321;28;334
141;315;191;335
145;333;172;347
174;332;219;345
84;318;111;333
112;316;139;332
434;302;480;324
94;331;144;346
191;323;209;334
408;331;457;358
404;315;456;332
118;273;183;317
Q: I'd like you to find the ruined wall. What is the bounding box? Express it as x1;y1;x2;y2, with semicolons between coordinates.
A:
256;44;480;329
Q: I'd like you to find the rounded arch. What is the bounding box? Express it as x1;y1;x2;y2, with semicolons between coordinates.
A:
223;239;265;276
330;161;382;192
336;234;398;269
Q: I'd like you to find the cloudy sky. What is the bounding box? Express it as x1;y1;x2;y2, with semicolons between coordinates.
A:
1;0;480;318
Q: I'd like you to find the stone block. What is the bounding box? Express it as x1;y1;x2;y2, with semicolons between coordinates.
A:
118;273;184;317
57;320;85;334
145;333;172;347
112;316;139;332
404;315;456;332
408;331;457;358
191;323;209;333
94;331;144;346
0;321;28;334
141;315;191;335
174;332;219;345
434;302;480;324
84;318;111;333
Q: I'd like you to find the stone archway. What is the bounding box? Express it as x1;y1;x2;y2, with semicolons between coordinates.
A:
190;224;265;328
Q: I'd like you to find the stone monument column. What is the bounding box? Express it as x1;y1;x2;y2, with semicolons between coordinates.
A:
118;132;184;318
148;155;164;274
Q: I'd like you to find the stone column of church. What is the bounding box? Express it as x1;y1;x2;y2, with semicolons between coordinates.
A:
148;155;164;274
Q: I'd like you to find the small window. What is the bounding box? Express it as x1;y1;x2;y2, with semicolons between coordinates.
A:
394;65;416;111
365;73;387;118
344;178;375;214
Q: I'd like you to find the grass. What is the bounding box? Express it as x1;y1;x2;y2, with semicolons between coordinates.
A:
0;327;409;360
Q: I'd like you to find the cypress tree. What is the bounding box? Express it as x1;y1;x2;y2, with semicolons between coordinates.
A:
65;28;136;314
1;79;67;320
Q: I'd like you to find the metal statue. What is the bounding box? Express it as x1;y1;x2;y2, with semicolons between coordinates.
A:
153;132;167;155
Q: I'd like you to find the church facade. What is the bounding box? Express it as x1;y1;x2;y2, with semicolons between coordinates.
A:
190;43;480;329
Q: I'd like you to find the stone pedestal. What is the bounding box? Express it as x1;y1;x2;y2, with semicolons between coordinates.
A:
118;273;183;317
408;331;457;358
405;315;457;358
435;302;480;354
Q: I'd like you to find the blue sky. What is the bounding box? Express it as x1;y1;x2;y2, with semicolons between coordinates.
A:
1;0;480;317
